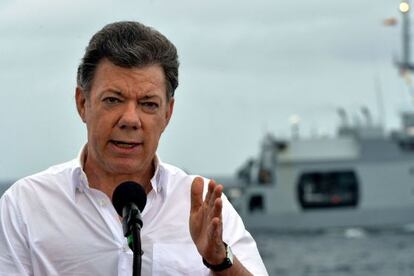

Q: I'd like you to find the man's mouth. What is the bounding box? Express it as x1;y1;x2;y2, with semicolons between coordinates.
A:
110;140;141;149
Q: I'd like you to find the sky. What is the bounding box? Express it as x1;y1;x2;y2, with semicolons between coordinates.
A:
0;0;411;180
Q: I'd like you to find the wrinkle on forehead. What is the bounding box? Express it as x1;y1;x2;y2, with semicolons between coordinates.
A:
90;59;167;100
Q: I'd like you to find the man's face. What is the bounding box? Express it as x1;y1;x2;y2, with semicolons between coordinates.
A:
76;59;174;176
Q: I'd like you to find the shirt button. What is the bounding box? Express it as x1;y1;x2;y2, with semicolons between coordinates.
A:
100;200;107;207
122;244;129;252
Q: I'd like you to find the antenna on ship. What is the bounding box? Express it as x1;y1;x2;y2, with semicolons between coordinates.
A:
385;1;414;102
385;1;414;135
396;1;414;74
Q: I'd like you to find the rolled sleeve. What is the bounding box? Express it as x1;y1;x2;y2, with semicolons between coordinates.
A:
222;193;268;276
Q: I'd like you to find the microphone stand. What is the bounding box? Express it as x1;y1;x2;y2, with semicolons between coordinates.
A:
131;221;142;276
123;204;143;276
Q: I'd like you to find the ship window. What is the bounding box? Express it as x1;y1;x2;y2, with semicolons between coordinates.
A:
399;138;414;151
297;171;359;209
249;194;264;212
258;169;272;184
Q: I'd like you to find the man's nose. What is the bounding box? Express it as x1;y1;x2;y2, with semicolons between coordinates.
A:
118;102;141;130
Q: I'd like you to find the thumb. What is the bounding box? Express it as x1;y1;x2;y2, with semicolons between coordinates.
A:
190;177;204;212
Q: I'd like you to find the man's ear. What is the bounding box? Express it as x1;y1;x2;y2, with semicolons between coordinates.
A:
164;98;175;128
75;87;87;123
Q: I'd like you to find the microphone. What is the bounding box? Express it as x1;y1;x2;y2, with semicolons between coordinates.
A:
112;181;147;251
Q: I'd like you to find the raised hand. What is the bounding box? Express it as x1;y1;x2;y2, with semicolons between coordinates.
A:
189;177;227;264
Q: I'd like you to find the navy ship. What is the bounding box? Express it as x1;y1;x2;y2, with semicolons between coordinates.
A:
219;1;414;231
221;109;414;230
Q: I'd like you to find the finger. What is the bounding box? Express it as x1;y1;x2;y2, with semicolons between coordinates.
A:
207;198;222;238
205;179;216;207
213;197;223;220
190;177;204;212
210;215;223;246
208;183;222;210
214;184;223;199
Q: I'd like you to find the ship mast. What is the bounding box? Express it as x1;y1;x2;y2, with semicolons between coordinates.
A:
397;1;414;73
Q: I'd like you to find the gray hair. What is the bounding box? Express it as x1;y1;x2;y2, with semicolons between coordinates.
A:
77;21;179;100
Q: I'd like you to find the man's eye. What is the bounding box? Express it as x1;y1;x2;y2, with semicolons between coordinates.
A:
103;97;121;104
141;102;159;111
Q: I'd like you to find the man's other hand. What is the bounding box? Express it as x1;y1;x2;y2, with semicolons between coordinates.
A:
190;177;226;265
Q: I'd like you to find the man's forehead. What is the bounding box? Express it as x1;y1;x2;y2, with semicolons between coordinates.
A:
96;59;165;79
90;59;167;94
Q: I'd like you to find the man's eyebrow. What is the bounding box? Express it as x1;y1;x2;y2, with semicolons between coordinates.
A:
102;90;161;100
141;95;161;100
104;90;123;96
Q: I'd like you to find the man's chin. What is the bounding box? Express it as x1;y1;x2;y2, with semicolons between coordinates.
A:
109;163;142;175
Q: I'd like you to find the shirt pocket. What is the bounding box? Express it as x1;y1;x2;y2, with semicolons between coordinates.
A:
152;243;210;276
118;249;133;276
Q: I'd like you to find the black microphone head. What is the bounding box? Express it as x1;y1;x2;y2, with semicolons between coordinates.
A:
112;181;147;216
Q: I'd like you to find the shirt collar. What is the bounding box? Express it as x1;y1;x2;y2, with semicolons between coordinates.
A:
149;155;166;196
72;145;166;198
73;145;88;197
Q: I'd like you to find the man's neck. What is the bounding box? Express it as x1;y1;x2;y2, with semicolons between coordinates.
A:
82;149;155;199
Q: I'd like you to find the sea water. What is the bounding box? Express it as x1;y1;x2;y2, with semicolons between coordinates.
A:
254;226;414;276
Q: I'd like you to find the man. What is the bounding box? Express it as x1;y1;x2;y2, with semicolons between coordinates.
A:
0;21;268;275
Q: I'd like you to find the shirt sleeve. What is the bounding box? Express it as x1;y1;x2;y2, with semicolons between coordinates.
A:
0;190;33;276
221;193;269;276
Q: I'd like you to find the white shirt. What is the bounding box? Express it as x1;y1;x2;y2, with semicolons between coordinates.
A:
0;152;268;276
